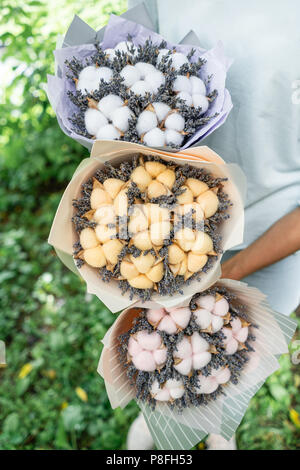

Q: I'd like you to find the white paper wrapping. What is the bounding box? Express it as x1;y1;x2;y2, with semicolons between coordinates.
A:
48;141;245;312
97;279;297;450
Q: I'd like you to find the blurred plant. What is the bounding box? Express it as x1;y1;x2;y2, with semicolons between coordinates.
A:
236;324;300;450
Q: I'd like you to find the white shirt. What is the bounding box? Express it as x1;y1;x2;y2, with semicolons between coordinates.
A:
129;0;300;248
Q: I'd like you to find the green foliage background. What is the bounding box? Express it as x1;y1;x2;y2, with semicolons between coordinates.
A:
0;0;299;450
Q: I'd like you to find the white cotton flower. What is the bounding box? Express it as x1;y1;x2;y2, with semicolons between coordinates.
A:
145;70;165;93
84;108;108;135
172;75;191;93
130;80;153;96
157;48;171;64
77;68;99;93
114;41;136;55
77;66;112;94
165;112;185;131
152;102;171;122
171;52;189;70
77;79;95;94
120;65;141;87
96;124;120;140
165;129;184;146
96;66;113;83
135;62;157;79
97;94;124;119
190;76;206;95
192;94;209;113
111;106;134;132
157;50;188;70
143;127;165;147
104;48;116;60
177;91;193;106
136;110;158;136
78;65;98;82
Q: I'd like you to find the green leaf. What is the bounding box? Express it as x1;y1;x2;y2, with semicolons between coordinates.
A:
55;417;70;449
269;384;290;403
16;377;31;396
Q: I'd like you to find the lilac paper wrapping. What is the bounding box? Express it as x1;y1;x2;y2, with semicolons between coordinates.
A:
46;12;232;151
97;279;297;450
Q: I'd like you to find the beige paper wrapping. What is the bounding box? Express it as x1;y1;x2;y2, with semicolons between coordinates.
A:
97;279;297;450
48;140;245;312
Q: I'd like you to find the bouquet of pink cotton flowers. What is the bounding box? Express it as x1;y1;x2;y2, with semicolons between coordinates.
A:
98;279;296;450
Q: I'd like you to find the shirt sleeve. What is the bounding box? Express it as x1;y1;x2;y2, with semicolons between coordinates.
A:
128;0;159;32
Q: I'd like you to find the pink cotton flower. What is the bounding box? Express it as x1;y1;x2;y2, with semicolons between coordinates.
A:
150;378;185;402
128;330;167;371
196;294;230;316
147;307;191;335
213;297;230;316
222;317;249;355
196;294;215;311
173;332;211;375
194;294;229;332
195;367;231;394
194;308;224;333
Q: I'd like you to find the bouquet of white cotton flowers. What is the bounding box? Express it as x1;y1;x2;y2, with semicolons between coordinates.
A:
69;44;212;149
47;6;232;151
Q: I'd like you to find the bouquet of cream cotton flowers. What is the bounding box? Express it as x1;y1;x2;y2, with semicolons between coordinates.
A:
47;6;232;151
48;141;245;313
98;279;297;450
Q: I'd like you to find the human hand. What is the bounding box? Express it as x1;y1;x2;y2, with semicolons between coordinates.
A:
221;207;300;281
221;253;244;280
